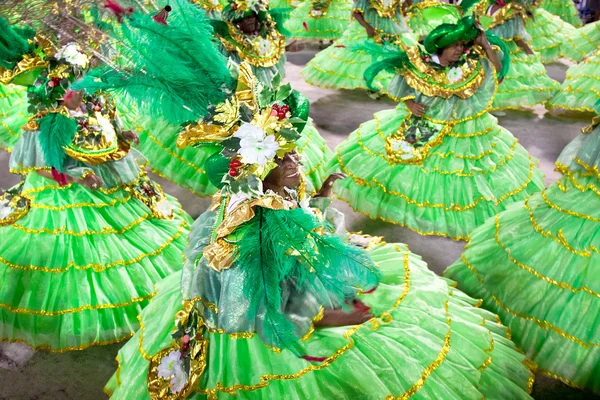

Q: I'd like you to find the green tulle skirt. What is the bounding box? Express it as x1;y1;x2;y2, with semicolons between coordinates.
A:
105;242;534;399
561;20;600;63
0;172;191;352
548;50;600;114
0;84;29;152
444;172;600;391
285;0;353;41
539;0;582;27
525;8;575;64
301;21;399;92
329;107;545;240
119;107;332;196
492;39;559;110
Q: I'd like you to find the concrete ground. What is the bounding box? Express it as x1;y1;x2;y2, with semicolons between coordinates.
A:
0;45;599;399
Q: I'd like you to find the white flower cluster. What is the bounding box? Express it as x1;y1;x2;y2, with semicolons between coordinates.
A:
234;123;280;166
55;43;89;68
0;199;12;221
94;113;118;145
390;139;415;160
310;9;323;16
157;350;188;394
446;67;463;84
257;38;272;56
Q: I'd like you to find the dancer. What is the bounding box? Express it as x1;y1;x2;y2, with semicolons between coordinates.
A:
301;0;416;95
113;1;332;197
0;30;190;352
469;0;559;110
548;49;600;115
329;16;545;240
104;64;534;400
284;0;353;44
444;101;600;391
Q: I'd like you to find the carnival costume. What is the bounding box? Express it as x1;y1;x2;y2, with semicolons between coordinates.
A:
538;0;582;26
301;0;416;93
444;101;600;392
329;16;545;240
472;0;559;110
560;19;600;63
284;0;353;41
0;28;190;352
525;7;575;64
103;63;534;400
548;49;600;115
111;1;332;197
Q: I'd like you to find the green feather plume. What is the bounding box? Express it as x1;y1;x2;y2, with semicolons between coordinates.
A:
0;17;35;69
234;206;380;353
73;0;233;125
37;113;78;172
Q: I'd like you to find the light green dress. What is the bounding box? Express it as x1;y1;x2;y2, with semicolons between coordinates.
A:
104;194;535;399
302;0;416;92
0;102;191;352
328;52;545;240
0;84;29;152
444;111;600;391
285;0;353;41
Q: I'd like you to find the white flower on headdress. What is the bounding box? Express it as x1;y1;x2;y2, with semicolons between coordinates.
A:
446;67;463;84
156;198;174;218
381;0;393;6
94;113;118;145
234;123;280;166
257;38;272;56
0;199;12;220
157;350;187;394
247;0;260;9
291;0;299;5
310;9;322;16
55;43;89;68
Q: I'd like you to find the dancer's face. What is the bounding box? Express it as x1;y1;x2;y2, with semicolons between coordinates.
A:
237;15;258;34
440;40;465;64
264;151;301;189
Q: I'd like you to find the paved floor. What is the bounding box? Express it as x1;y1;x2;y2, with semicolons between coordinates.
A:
0;46;598;399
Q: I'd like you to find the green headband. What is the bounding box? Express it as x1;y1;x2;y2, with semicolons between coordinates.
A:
423;15;480;54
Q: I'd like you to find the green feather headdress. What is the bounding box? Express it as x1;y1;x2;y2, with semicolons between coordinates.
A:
72;0;233;126
364;15;511;89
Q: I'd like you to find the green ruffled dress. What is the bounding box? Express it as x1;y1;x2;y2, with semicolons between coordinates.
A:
538;0;582;27
444;113;600;391
104;195;535;399
0;106;191;352
301;0;416;92
548;49;600;114
329;55;545;240
0;84;29;152
560;19;600;63
284;0;353;41
487;12;559;110
525;8;575;64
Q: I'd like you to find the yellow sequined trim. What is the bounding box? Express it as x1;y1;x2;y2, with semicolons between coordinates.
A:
139;127;207;175
494;214;600;298
301;306;325;341
25;193;133;210
0;291;155;316
524;197;599;257
461;254;600;348
0;220;188;273
218;23;286;68
192;246;414;397
11;212;154;236
188;296;219;314
0;331;135;354
385;300;451;400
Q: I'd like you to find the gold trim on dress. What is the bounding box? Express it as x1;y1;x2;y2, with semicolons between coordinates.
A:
218;22;286;68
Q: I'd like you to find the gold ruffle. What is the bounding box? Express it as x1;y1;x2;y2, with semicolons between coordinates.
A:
385;118;451;165
218;23;286;68
487;2;528;29
0;193;30;226
204;195;287;272
402;47;485;100
369;0;402;18
63;140;130;165
582;116;599;134
21;107;71;131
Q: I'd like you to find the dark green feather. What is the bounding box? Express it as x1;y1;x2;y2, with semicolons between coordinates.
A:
37;113;78;172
